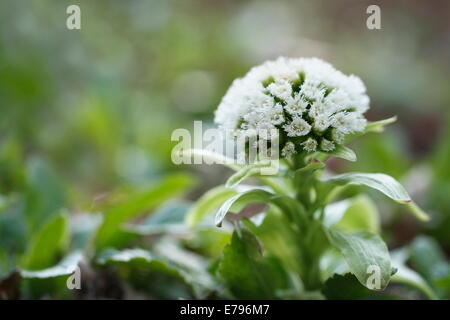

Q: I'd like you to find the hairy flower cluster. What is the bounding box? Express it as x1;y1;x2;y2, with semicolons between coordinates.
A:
214;57;370;157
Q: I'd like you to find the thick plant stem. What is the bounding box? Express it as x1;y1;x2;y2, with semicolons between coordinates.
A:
301;220;324;291
289;156;325;291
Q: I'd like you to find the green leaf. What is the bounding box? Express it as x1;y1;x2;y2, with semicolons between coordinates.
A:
185;229;232;259
322;273;380;300
153;240;217;293
390;248;437;300
127;201;191;235
218;229;287;299
243;209;304;275
410;236;450;278
97;247;215;298
391;266;437;300
97;248;184;279
326;229;391;290
364;116;397;133
405;202;430;222
225;163;276;188
215;188;273;227
269;195;308;230
21;251;82;279
322;195;380;233
320;249;350;282
321;199;352;228
70;213;102;251
0;195;27;257
409;236;450;296
0;248;15;280
95;173;193;249
25;158;66;233
22;213;69;270
185;186;237;228
345;116;397;142
337;196;380;233
295;160;325;173
326;145;357;162
323;172;429;221
324;172;410;201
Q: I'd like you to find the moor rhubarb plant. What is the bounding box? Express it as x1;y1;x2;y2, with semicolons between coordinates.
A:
183;57;433;299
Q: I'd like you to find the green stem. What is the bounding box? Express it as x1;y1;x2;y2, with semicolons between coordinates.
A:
288;159;326;291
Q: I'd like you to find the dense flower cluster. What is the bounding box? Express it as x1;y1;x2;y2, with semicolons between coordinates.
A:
214;57;370;157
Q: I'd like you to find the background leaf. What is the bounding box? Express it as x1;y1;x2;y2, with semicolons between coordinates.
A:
390;248;437;300
127;201;191;235
95;173;193;249
97;247;216;299
21;251;82;279
409;236;450;297
22;213;69;270
25;158;66;233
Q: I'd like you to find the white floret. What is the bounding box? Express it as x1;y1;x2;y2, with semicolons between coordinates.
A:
283;117;311;137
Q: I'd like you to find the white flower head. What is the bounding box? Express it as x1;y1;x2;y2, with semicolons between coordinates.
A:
313;115;331;132
320;138;335;152
301;137;318;153
283;117;311;137
214;57;370;157
331;128;345;144
267;80;292;101
265;103;285;125
285;93;309;116
281;141;296;157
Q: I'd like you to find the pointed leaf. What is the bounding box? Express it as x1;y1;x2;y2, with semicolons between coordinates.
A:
365;116;397;133
345;116;397;142
326;229;391;290
323;172;429;221
185;186;237;228
327;145;357;162
214;188;273;227
225;163;277;188
295;160;325;173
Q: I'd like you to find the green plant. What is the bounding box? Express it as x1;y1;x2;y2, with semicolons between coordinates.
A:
181;57;433;299
0;56;445;301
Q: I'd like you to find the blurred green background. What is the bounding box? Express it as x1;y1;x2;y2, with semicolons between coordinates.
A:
0;0;449;299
